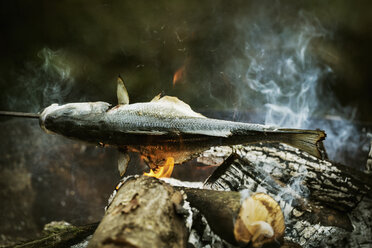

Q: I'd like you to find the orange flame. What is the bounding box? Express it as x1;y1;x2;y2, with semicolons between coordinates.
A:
144;157;175;178
173;66;185;87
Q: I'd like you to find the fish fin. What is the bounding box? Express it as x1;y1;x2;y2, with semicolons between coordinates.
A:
156;95;206;118
278;129;326;159
118;148;130;177
117;75;130;105
151;93;162;102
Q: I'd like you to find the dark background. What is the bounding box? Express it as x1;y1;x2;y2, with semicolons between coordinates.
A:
0;0;371;245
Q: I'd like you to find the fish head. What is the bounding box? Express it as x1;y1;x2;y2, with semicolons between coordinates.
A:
39;102;111;134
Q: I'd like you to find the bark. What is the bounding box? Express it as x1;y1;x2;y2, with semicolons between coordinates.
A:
87;176;188;248
201;143;372;248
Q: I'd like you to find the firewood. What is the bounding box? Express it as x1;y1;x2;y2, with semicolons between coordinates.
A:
87;176;188;248
177;187;285;248
88;175;286;248
203;143;371;211
202;143;372;247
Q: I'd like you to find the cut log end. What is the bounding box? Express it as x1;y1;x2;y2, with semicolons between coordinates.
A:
234;193;285;247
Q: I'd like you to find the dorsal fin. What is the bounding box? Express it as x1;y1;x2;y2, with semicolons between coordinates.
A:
151;93;162;102
117;76;129;105
154;95;206;118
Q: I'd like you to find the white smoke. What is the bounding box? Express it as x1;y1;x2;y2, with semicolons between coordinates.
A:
7;47;75;113
38;48;75;108
242;13;327;128
228;10;366;165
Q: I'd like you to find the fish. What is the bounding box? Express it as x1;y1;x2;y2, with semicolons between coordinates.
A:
39;77;326;176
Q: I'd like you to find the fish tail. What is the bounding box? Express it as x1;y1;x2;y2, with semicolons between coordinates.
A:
276;129;326;159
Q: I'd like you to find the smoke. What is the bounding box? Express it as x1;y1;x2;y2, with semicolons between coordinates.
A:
38;48;75;105
6;47;75;113
227;9;367;166
275;165;310;212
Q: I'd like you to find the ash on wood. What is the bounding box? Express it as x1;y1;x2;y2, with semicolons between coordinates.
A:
87;176;188;248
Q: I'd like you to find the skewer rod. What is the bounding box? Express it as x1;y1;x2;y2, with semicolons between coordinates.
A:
0;111;40;119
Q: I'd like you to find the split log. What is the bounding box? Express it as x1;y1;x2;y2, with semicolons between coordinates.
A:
176;187;285;248
87;176;187;248
201;143;372;247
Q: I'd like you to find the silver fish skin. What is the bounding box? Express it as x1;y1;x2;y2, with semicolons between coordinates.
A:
40;96;326;168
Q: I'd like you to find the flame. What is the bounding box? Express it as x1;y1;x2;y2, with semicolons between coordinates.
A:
172;66;185;86
144;157;175;178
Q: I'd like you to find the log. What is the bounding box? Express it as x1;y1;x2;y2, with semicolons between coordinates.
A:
177;187;285;248
87;176;188;248
201;143;372;247
203;143;371;211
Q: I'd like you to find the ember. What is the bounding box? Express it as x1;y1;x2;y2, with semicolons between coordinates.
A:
173;65;185;86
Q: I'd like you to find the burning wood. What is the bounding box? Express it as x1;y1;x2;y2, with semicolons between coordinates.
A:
7;142;371;247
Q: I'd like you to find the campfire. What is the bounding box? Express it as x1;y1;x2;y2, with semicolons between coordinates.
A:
1;2;371;248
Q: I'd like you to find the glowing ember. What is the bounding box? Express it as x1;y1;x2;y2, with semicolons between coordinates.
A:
172;66;185;86
144;157;175;178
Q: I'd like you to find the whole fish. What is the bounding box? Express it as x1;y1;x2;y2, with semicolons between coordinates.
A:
38;77;326;176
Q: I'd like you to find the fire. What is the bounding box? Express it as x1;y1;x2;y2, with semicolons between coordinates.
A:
172;66;185;86
144;157;175;178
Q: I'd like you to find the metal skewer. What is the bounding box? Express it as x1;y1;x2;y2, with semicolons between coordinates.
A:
0;111;40;119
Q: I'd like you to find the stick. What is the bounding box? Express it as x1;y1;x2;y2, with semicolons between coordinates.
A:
6;223;97;248
0;111;40;119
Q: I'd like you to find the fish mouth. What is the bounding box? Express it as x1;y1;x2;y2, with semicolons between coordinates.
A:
39;104;61;134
